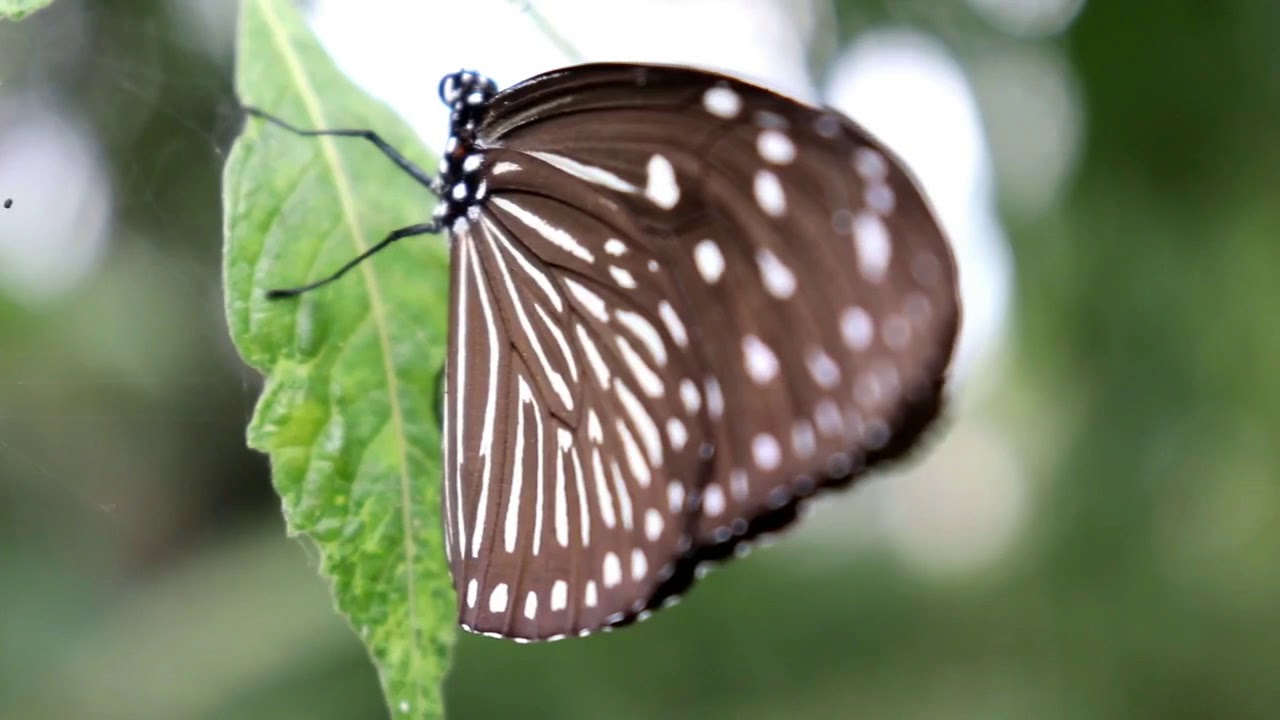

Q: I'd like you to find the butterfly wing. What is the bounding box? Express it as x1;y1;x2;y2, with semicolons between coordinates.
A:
444;63;960;640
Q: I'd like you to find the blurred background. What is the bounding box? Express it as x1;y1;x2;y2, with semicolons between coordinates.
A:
1;0;1277;718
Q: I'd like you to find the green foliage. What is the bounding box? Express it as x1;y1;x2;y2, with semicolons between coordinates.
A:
222;1;453;717
0;0;53;21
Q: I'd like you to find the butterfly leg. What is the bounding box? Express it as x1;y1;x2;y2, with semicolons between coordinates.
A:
242;106;443;196
266;221;441;298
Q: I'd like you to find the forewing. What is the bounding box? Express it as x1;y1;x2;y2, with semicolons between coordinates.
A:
481;63;960;558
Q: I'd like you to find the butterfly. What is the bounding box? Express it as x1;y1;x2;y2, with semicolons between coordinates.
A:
246;62;960;642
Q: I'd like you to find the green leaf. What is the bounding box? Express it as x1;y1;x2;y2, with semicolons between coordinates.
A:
222;1;454;718
0;0;54;21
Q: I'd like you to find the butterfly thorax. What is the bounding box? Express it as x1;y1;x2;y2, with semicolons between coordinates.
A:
434;70;498;228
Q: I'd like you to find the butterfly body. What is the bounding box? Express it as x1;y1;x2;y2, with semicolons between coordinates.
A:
251;62;960;642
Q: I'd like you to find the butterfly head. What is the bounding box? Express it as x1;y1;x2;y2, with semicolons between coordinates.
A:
438;70;498;110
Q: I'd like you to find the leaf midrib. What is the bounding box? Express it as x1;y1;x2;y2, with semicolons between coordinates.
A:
255;0;424;698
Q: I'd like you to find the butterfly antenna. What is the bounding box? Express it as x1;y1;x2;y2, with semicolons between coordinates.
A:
266;221;440;299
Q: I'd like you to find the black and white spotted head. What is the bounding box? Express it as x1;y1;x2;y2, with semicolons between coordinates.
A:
435;69;499;226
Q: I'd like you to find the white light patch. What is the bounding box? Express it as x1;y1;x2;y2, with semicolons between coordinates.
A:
631;548;648;580
702;85;742;118
489;583;509;613
615;336;664;398
657;300;689;347
756;248;796;299
603;552;623;587
551;580;568;611
645;508;664;541
526;150;640;193
577;323;612;388
853;211;892;281
615;309;668;366
644;154;680;209
609;265;638;288
791;420;817;458
565;278;608;321
815;400;844;436
666;417;688;450
694;239;725;283
705;377;725;419
841;306;875;350
805;347;841;388
703;483;726;516
854;147;888;181
668;481;685;513
679;379;701;414
492;197;595;263
752;433;782;471
757;129;796;164
753;169;786;217
742;334;779;383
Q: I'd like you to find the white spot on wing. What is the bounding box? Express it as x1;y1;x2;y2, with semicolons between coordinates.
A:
756;248;796;299
615;381;662;466
752;433;782;470
854;147;888;181
757;129;796;164
565;279;608;321
791;420;816;458
644;154;680;209
631;548;648;580
679;379;701;414
805;347;841;388
668;481;685;513
694;239;725;283
524;591;538;619
615;336;664;398
489;583;509;613
703;85;742;118
616;418;653;492
754;169;786;217
609;265;637;288
666;417;688;450
742;335;779;383
603;552;623;587
840;306;874;350
604;238;627;256
704;483;726;516
585;580;599;607
615;309;668;366
853;211;891;282
705;377;725;419
645;508;664;541
577;323;612;388
551;580;568;611
657;301;689;348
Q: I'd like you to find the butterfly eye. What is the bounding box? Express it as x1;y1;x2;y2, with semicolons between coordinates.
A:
438;73;459;104
251;62;959;643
